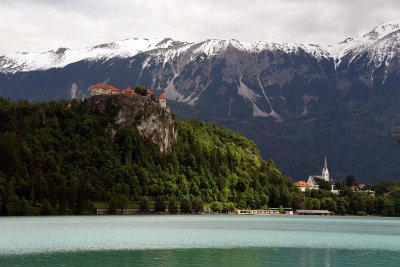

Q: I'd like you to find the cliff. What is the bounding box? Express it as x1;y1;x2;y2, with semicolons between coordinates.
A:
87;94;177;154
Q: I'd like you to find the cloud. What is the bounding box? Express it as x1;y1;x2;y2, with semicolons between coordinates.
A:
0;0;399;54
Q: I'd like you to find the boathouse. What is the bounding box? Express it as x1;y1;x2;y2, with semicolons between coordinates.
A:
294;210;331;215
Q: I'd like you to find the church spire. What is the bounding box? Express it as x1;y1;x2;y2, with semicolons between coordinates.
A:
322;155;329;181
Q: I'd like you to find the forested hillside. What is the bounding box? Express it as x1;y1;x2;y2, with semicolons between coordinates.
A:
0;97;294;215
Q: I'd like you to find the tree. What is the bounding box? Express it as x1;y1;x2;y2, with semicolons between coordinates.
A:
345;175;356;187
291;192;304;211
40;199;53;215
310;198;320;210
6;195;20;215
108;198;117;214
115;195;129;210
278;205;284;214
382;198;396;216
335;197;348;215
139;196;150;213
180;197;192;213
154;196;166;213
192;197;204;213
168;197;179;214
321;197;336;212
319;180;331;191
349;194;366;214
210;201;223;213
222;202;235;213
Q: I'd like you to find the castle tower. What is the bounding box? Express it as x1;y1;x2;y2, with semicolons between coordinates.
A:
321;156;329;181
159;92;167;108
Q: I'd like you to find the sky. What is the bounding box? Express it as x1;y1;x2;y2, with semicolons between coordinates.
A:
0;0;399;55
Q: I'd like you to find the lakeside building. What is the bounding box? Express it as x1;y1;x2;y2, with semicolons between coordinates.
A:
235;208;293;215
96;208;137;215
294;210;331;215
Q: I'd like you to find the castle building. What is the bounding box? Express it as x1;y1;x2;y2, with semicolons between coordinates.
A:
146;89;154;97
159;92;167;108
121;86;135;95
90;83;170;112
91;83;120;95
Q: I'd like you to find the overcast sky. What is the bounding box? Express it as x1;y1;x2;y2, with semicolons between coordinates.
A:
0;0;399;55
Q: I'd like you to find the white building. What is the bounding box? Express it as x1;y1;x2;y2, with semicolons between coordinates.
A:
307;156;334;190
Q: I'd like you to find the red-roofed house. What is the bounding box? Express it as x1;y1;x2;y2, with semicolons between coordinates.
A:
294;181;311;192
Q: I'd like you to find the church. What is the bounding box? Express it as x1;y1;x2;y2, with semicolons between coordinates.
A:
294;156;338;192
307;156;330;189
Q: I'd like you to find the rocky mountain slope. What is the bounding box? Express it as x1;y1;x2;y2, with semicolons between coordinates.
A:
0;20;400;181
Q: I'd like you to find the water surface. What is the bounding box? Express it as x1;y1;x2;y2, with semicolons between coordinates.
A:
0;215;399;266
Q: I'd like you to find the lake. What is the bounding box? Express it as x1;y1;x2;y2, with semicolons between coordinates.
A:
0;215;399;266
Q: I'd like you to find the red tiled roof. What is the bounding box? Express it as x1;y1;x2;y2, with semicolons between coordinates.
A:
91;83;120;92
295;181;309;187
159;93;167;100
121;86;135;94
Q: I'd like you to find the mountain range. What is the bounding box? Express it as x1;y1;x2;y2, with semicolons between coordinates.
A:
1;20;400;181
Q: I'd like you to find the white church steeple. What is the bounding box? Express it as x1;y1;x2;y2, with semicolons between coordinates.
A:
322;155;329;181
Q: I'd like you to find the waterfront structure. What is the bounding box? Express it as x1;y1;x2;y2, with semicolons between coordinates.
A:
235;208;293;215
96;208;137;215
295;210;331;215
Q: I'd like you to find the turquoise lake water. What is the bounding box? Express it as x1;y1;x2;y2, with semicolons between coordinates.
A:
0;215;399;266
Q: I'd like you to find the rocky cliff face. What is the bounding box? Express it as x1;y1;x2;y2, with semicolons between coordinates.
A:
87;94;177;154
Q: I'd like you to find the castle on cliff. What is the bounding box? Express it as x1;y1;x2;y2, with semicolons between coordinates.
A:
90;83;169;112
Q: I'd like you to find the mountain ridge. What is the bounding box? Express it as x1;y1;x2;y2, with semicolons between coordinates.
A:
0;20;399;181
1;20;400;74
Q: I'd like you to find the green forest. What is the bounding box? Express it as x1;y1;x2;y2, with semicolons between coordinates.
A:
0;97;399;216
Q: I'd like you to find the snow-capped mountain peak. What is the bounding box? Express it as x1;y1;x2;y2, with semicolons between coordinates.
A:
1;20;400;73
0;37;183;73
363;20;400;40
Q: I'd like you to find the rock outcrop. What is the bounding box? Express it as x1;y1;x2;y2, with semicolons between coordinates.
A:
87;94;177;154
